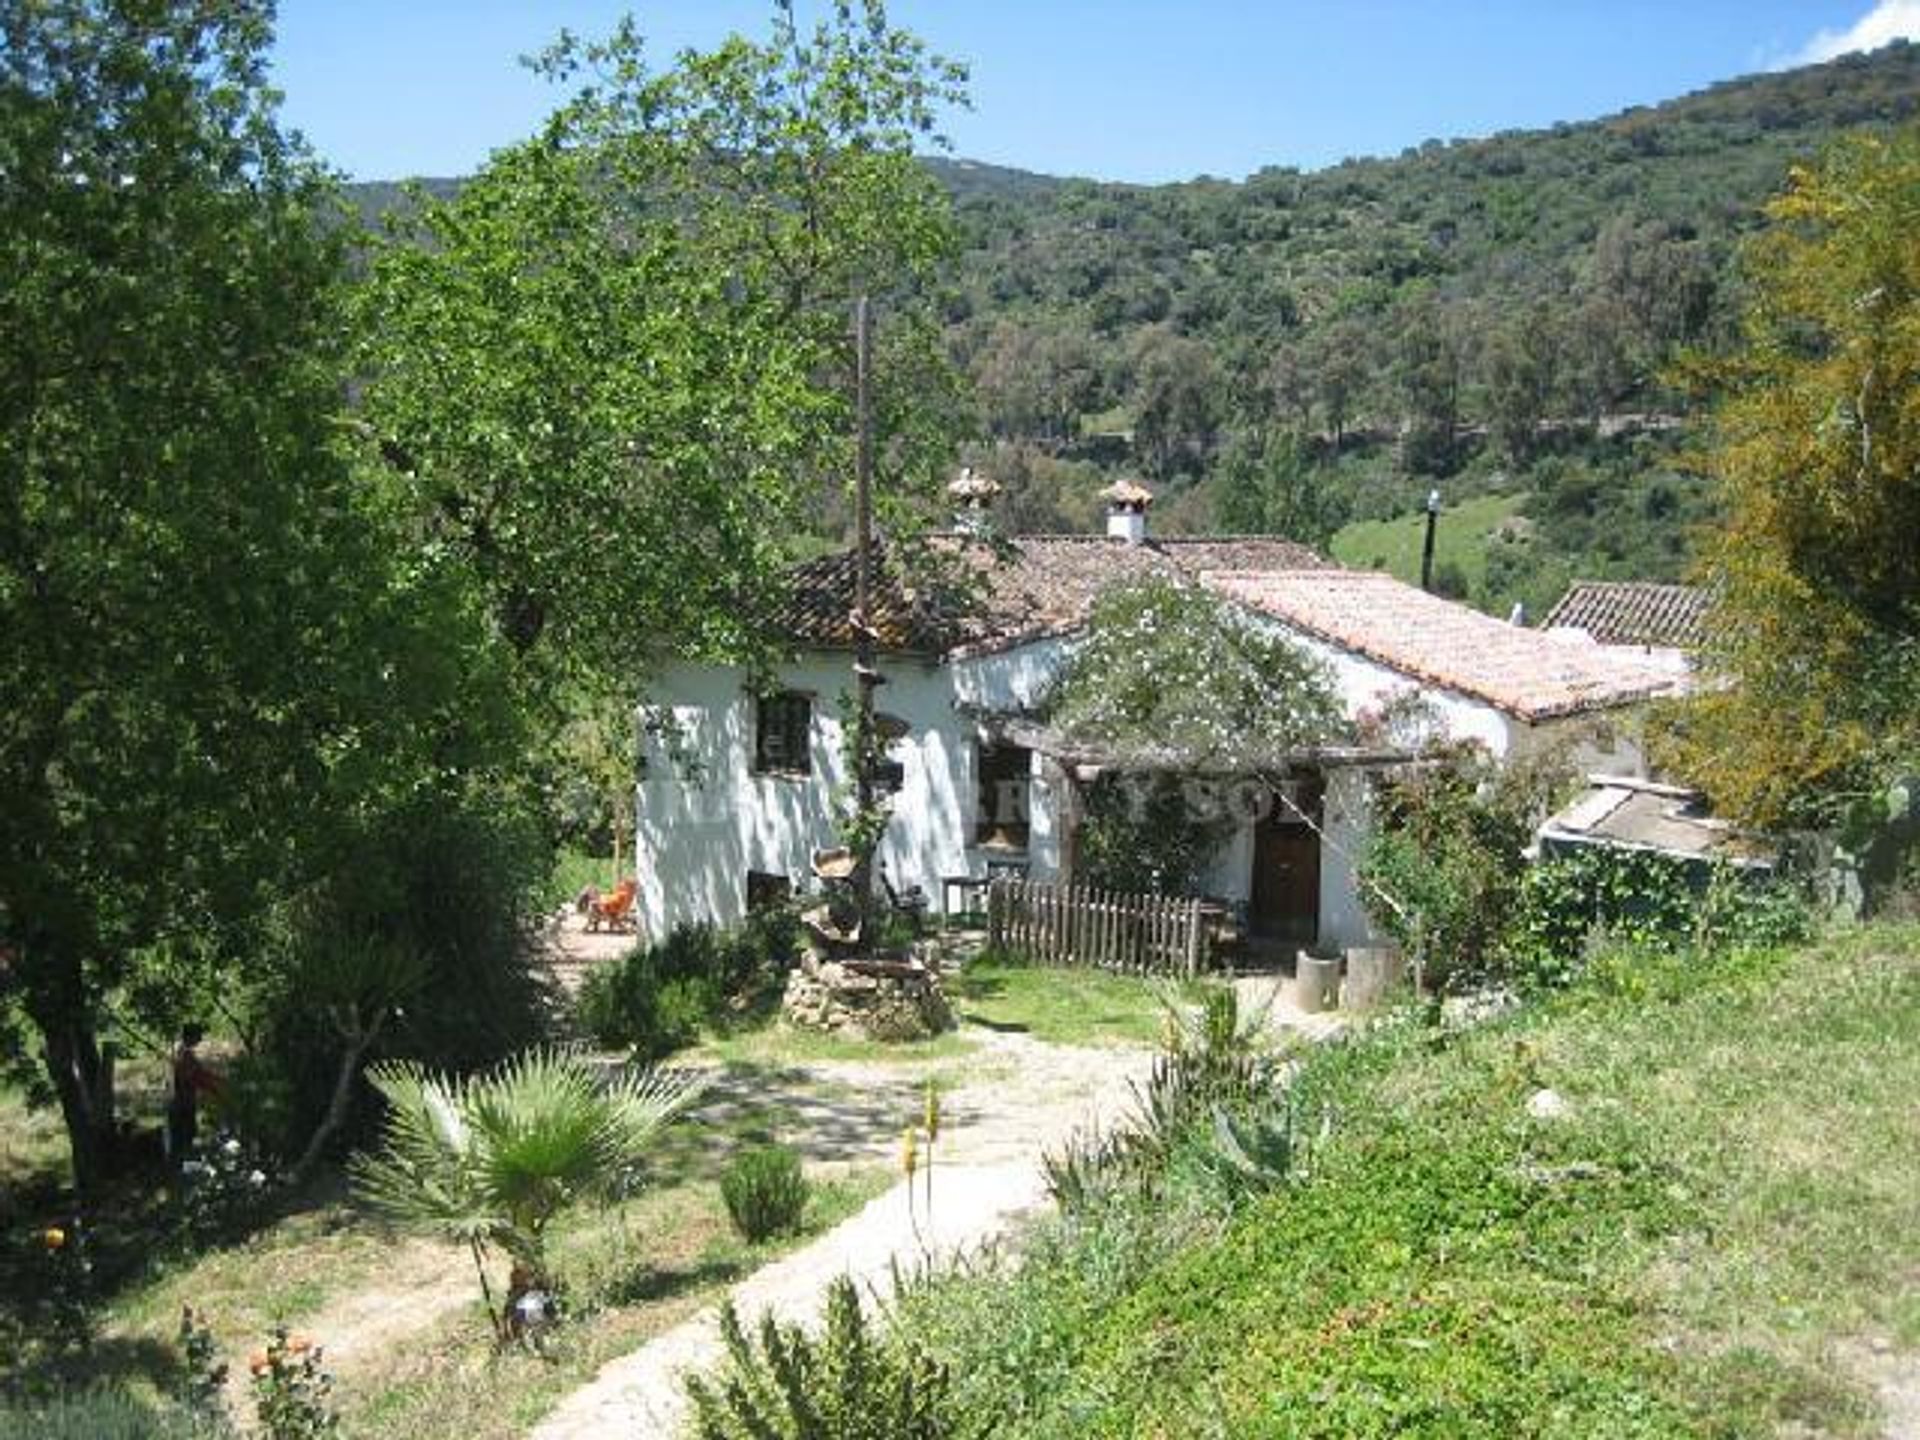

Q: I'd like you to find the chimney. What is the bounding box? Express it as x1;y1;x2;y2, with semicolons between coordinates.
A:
947;466;1001;537
1098;478;1154;545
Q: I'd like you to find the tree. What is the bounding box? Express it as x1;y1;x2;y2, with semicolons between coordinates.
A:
355;2;969;694
354;1050;703;1339
1043;579;1346;893
1655;128;1920;826
1211;431;1348;550
1127;326;1222;479
0;0;482;1189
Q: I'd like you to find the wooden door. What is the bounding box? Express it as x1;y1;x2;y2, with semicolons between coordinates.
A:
1250;778;1322;945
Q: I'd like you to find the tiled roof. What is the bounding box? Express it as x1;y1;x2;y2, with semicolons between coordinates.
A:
1542;580;1709;649
1204;569;1681;721
770;533;1332;657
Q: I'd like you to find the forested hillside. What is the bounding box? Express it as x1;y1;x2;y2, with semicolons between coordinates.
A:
351;41;1920;614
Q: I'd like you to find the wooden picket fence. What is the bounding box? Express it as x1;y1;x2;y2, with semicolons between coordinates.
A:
986;877;1209;977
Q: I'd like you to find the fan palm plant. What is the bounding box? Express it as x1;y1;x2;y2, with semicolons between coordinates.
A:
352;1048;704;1337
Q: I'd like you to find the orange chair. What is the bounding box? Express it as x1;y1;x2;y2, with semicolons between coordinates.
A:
585;878;638;934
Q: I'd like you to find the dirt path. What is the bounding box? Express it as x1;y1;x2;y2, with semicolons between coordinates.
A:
530;1163;1048;1440
526;1024;1155;1439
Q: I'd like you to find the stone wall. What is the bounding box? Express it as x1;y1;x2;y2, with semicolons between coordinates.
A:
781;955;955;1042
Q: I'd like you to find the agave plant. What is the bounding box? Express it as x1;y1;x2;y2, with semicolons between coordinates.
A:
352;1048;703;1336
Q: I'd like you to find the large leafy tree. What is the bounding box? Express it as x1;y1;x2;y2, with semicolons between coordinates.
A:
0;0;508;1188
1656;127;1920;825
355;1;969;694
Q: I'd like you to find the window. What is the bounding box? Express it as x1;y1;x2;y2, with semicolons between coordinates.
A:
753;692;812;775
975;742;1032;850
746;870;792;913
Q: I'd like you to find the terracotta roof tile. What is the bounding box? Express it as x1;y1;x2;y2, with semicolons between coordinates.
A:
1542;580;1710;649
1204;569;1681;721
770;533;1332;657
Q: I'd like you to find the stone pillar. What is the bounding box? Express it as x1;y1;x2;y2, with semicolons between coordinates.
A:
1294;951;1342;1013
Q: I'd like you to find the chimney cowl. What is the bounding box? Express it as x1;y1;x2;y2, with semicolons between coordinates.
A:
1098;478;1153;544
947;466;1001;536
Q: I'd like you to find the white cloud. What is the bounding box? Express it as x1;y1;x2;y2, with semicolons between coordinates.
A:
1791;0;1920;67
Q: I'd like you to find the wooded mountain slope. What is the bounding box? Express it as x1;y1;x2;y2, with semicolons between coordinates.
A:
350;42;1920;613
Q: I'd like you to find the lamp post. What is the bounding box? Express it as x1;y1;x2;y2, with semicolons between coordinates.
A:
1419;488;1440;592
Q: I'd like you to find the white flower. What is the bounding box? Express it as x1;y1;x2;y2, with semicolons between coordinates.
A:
221;1137;242;1157
247;1169;267;1188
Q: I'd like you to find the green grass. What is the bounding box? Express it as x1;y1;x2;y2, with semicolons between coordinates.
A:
947;958;1214;1048
1331;490;1525;596
906;929;1920;1436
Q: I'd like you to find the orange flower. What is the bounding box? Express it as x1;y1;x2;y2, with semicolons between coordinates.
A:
285;1334;313;1356
42;1226;66;1251
248;1351;270;1376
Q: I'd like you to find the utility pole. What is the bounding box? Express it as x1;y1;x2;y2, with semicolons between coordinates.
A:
1419;488;1440;592
850;294;879;919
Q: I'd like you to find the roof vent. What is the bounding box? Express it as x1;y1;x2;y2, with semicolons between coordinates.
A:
1099;478;1153;545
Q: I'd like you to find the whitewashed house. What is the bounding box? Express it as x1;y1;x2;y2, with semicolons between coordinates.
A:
633;484;1680;952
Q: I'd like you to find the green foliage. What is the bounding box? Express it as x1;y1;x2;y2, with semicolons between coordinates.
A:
1658;124;1920;825
352;1049;704;1325
1044;989;1285;1211
0;1388;213;1440
686;1274;964;1440
1357;749;1574;989
249;1328;337;1440
1074;773;1237;897
575;912;797;1058
897;930;1920;1435
354;1;968;684
1046;579;1344;768
720;1145;811;1243
1046;575;1346;893
0;0;531;1190
1506;849;1813;990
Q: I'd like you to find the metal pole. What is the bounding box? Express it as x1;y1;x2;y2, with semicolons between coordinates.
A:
851;294;878;915
1419;488;1440;592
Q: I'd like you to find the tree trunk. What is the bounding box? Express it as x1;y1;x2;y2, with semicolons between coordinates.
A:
288;1009;385;1188
41;1018;114;1194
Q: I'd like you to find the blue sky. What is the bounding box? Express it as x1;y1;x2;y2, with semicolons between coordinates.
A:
269;1;1918;183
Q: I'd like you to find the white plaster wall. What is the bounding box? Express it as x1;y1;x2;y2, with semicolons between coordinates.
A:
635;640;1070;936
1318;768;1383;950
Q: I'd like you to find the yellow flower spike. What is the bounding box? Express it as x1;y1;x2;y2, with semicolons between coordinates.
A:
900;1126;918;1181
924;1080;940;1143
42;1226;66;1251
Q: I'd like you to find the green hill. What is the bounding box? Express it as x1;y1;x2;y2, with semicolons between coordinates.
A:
347;44;1920;608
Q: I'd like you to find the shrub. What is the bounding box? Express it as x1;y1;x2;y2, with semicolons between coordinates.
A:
721;1145;810;1242
1504;849;1814;991
685;1275;962;1440
575;911;798;1058
353;1049;704;1340
1044;988;1287;1211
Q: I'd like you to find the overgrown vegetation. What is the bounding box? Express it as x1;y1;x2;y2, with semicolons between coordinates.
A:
871;926;1920;1436
1041;577;1344;893
1655;123;1920;830
575;910;799;1059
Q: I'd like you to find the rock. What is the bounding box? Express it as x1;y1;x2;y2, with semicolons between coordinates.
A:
1525;1087;1572;1121
780;955;954;1042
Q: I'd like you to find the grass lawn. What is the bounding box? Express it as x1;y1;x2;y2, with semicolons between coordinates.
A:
914;927;1920;1435
946;958;1214;1048
1331;490;1525;597
1;1061;889;1438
